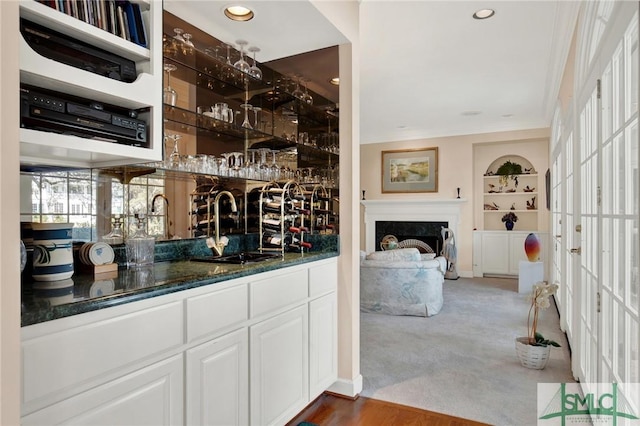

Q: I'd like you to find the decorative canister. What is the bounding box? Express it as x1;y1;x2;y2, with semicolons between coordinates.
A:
31;223;74;281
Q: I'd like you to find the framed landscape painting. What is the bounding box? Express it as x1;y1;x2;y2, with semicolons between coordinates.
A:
381;147;438;193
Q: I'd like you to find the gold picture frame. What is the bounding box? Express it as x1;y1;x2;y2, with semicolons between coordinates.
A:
381;147;438;193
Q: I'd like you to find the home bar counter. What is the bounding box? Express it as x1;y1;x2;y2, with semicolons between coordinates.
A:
21;235;339;425
21;249;339;327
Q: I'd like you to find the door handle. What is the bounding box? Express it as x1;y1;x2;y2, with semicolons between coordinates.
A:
570;247;581;255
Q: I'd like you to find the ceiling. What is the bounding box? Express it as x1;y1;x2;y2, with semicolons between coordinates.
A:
163;1;581;145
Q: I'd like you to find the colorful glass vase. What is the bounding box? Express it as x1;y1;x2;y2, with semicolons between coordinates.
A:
524;233;541;262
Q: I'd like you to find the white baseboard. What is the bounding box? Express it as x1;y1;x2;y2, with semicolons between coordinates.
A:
458;270;473;278
327;374;363;398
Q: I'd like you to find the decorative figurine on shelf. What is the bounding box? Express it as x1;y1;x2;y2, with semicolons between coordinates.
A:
524;167;535;174
523;185;535;192
502;211;518;231
510;203;516;210
527;196;537;210
488;184;497;193
524;233;541;261
440;227;458;280
484;202;500;211
514;176;519;188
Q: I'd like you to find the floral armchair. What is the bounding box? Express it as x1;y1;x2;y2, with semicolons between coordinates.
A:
360;247;446;317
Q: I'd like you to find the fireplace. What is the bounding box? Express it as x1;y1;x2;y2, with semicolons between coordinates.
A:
361;199;465;255
375;221;448;253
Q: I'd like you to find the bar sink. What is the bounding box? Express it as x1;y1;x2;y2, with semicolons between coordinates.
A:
191;252;281;265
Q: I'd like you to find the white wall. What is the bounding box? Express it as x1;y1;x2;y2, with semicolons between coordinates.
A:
0;2;22;424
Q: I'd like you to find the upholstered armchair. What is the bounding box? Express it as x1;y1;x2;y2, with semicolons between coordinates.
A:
360;248;446;317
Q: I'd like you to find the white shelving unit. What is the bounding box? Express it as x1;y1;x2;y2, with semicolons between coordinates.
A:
19;0;162;167
482;155;539;231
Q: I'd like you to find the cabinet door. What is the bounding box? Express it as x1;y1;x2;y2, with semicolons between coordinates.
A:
250;305;309;426
508;232;529;274
481;233;510;274
186;328;249;426
21;354;183;426
309;292;337;399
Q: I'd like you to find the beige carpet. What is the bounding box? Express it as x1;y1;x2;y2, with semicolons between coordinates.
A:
360;276;575;426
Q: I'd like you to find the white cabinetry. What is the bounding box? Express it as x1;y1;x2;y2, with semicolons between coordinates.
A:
250;305;309;426
308;260;338;399
19;0;162;167
186;328;249;426
21;258;339;426
22;354;184;426
473;231;548;277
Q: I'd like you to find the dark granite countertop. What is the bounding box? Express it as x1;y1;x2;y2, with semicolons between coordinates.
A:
22;235;339;327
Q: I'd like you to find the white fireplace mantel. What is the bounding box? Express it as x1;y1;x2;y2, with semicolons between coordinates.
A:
361;199;467;253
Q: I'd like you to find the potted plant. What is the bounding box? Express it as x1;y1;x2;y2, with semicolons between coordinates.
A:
501;212;518;230
495;160;523;186
515;282;561;369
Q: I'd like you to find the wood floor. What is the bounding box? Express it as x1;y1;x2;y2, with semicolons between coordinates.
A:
286;393;490;426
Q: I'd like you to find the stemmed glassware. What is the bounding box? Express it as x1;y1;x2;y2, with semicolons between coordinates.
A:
240;104;253;129
182;33;195;55
165;134;182;169
233;40;250;74
301;78;313;105
223;42;234;66
291;77;304;100
163;63;178;106
248;46;262;80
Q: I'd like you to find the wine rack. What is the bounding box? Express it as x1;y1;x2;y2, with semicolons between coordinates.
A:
302;183;336;234
258;180;312;254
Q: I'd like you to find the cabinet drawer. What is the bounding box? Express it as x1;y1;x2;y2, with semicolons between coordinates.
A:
22;354;184;426
309;260;337;298
186;283;248;343
22;300;184;409
250;269;308;318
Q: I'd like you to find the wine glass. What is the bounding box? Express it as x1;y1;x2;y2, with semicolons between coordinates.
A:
291;76;304;100
301;78;313;105
248;46;262;80
163;63;177;106
270;151;280;180
173;28;185;52
166;134;181;169
223;42;234;65
240;104;253;129
182;33;195;56
233;40;250;74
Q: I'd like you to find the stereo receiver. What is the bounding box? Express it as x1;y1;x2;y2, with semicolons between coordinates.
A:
20;85;148;148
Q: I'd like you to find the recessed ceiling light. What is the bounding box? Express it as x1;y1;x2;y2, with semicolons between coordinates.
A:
329;77;340;86
473;9;495;20
224;5;254;21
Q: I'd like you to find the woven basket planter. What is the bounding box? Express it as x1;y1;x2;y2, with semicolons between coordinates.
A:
515;337;551;369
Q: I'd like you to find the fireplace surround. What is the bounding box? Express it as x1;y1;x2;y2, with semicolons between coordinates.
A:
361;199;466;255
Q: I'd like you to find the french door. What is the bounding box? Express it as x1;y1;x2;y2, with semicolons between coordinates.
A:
551;2;639;392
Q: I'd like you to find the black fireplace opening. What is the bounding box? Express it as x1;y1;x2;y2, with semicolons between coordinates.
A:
375;221;448;253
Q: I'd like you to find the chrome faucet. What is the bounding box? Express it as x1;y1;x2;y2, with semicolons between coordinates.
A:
211;190;237;257
151;193;170;239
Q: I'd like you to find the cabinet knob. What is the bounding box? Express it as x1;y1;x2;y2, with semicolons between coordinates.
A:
570;247;581;255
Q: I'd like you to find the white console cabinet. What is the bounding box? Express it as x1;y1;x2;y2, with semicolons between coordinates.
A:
473;231;548;278
19;0;162;167
21;258;338;426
